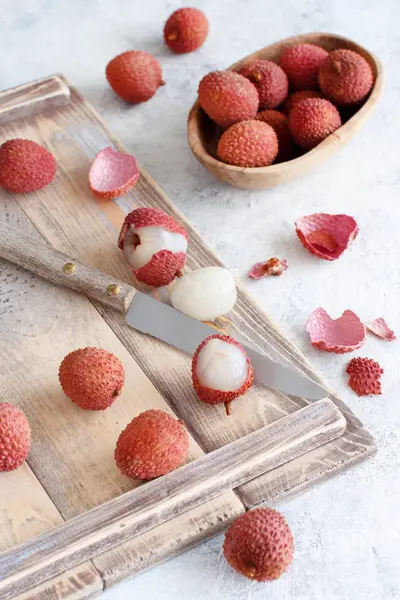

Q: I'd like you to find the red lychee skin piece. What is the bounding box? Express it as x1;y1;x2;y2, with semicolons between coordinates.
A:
279;43;329;90
239;60;289;110
59;348;125;411
118;207;188;287
295;213;359;261
0;139;56;193
191;335;253;409
346;357;383;396
0;403;31;472
114;409;189;480
89;147;139;200
223;508;294;582
164;8;209;54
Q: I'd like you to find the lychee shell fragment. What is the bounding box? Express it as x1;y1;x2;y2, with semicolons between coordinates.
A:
306;308;366;353
295;213;359;260
89;147;139;199
366;318;396;341
346;357;384;396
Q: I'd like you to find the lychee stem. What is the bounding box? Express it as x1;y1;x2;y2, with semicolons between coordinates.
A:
159;80;166;87
243;561;257;578
250;71;263;83
175;269;183;278
225;402;232;416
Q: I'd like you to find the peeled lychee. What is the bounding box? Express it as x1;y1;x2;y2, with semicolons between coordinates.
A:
106;50;164;104
119;207;188;287
0;403;31;472
192;335;253;415
198;71;259;128
289;98;341;149
0;139;56;193
115;409;189;480
59;347;125;411
279;43;328;90
89;147;139;199
318;49;374;106
164;7;209;54
256;110;293;162
239;60;288;109
217;120;278;167
283;90;324;115
223;508;294;581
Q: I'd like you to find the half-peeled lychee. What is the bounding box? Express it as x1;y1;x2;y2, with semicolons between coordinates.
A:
89;147;139;200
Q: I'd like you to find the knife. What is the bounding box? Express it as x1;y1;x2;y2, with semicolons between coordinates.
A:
0;222;327;400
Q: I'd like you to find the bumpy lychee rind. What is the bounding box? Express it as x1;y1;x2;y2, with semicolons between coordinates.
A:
256;110;293;162
115;409;189;480
318;49;374;106
279;43;329;90
346;357;383;396
223;508;294;581
0;139;56;193
198;71;259;128
239;60;288;109
217;120;278;168
106;50;164;103
0;403;31;472
59;347;125;411
289;98;341;149
283;90;324;115
164;8;209;54
118;207;188;287
192;335;253;406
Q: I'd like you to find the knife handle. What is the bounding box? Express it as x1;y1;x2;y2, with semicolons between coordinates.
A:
0;222;136;313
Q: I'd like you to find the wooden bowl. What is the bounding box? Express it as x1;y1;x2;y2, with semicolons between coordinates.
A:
187;33;384;190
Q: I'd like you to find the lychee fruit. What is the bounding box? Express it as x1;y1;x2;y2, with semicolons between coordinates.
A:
217;120;278;168
279;43;329;90
0;139;56;193
223;508;294;581
192;335;253;415
318;49;374;106
115;409;189;480
256;110;293;162
289;98;341;149
164;7;209;54
283;90;324;115
118;207;188;287
59;347;125;411
106;50;165;104
198;71;259;128
89;147;139;199
239;60;288;109
0;403;31;472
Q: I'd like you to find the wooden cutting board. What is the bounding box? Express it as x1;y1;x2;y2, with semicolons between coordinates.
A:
0;75;375;599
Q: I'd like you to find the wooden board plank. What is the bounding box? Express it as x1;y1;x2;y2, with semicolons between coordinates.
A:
0;77;372;511
15;564;102;600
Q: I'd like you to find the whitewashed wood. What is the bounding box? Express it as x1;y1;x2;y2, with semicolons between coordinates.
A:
188;32;385;189
15;564;103;600
0;399;346;600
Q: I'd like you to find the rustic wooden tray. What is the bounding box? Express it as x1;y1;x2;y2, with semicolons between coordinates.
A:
0;75;376;600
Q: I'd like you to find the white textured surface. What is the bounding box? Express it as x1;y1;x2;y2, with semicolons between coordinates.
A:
2;0;399;598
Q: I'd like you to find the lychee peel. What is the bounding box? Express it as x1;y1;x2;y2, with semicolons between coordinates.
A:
289;98;341;150
239;60;288;109
318;49;374;106
198;71;259;128
255;110;293;162
106;50;164;104
279;43;328;90
346;357;383;396
0;139;56;193
164;7;209;54
192;335;253;414
118;207;188;287
217;120;278;168
0;403;31;472
59;347;125;410
223;508;294;581
115;409;189;480
306;308;366;354
89;147;139;199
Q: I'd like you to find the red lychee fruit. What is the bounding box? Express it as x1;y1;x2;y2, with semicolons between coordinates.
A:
0;403;31;472
59;347;125;411
283;90;324;115
0;139;56;193
256;110;293;162
89;147;139;200
198;71;259;128
106;50;165;104
115;409;189;480
223;508;294;581
217;120;278;168
239;60;288;109
164;7;209;54
192;334;253;415
318;49;374;106
118;207;188;287
289;98;341;149
279;43;329;90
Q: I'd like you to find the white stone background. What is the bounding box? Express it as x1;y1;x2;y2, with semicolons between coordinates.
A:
1;0;400;598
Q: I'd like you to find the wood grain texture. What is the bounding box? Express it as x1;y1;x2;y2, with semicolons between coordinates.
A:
0;75;70;126
187;32;385;189
0;399;345;600
15;564;102;600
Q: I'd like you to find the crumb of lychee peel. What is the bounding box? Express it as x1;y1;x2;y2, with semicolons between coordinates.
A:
0;139;56;193
249;257;288;279
346;357;384;396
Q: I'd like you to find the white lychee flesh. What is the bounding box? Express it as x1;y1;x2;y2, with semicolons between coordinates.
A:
123;226;188;269
170;266;237;321
196;339;248;391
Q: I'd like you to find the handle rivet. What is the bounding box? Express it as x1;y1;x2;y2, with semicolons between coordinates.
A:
63;262;75;274
107;284;120;296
